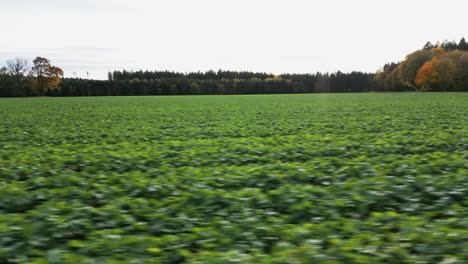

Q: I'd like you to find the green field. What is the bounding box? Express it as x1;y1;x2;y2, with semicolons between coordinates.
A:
0;93;467;264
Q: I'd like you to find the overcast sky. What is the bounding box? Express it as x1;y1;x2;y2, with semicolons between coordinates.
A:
1;0;466;79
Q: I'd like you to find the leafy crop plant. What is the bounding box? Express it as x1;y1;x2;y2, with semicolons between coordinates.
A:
0;93;467;263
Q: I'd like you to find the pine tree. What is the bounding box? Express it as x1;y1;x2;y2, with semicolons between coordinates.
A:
423;41;434;50
458;37;468;51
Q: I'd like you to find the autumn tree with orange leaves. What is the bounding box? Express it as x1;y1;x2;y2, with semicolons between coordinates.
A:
414;57;457;91
29;57;64;96
375;39;468;92
413;47;467;91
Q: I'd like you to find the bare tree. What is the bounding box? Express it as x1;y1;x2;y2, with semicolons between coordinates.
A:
6;58;29;96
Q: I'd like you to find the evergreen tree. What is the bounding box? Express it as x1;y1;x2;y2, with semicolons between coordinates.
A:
458;37;468;51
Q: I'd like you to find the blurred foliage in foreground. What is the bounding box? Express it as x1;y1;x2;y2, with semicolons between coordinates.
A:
0;93;467;263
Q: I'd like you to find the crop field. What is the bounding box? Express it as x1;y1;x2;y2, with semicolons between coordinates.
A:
0;93;467;264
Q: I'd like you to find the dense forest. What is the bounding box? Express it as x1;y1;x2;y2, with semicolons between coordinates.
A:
1;38;466;97
56;71;375;97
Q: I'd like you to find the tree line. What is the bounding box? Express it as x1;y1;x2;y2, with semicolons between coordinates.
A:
57;71;375;97
109;70;276;81
1;38;466;97
0;57;63;97
423;38;468;52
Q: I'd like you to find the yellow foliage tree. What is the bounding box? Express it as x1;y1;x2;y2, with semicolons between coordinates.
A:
431;47;446;57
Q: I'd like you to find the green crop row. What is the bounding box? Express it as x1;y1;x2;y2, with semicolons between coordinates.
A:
0;93;467;263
